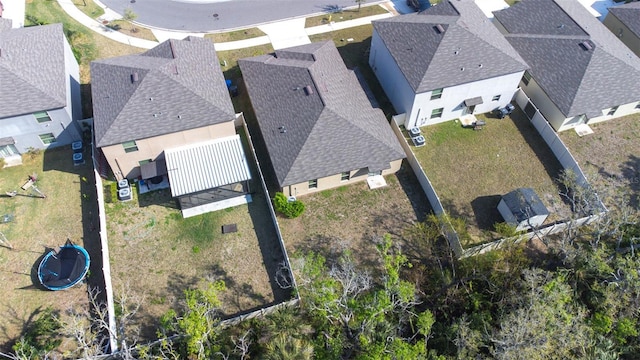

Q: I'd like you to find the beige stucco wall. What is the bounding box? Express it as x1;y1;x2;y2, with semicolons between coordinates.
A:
281;159;403;197
102;121;236;180
604;13;640;58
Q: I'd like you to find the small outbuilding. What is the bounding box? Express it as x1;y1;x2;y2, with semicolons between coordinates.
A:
497;188;549;231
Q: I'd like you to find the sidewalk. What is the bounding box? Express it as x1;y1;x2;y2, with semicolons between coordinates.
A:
57;0;398;51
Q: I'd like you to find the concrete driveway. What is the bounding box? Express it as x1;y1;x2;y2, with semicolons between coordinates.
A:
98;0;385;31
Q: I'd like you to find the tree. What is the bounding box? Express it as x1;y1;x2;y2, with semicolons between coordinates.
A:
123;8;138;33
355;0;366;12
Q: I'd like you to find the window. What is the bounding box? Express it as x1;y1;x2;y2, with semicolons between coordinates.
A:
522;71;532;86
39;133;56;144
34;111;51;123
607;106;619;116
492;95;501;102
430;88;443;100
341;172;350;181
0;144;19;158
122;140;139;153
308;179;318;189
430;108;444;119
139;159;152;166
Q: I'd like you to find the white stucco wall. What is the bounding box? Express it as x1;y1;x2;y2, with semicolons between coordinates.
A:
369;29;416;118
406;71;524;128
370;28;523;129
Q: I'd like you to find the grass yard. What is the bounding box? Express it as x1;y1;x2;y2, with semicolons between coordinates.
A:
106;20;158;42
305;5;389;28
72;0;104;19
412;109;571;246
0;148;99;352
206;28;266;43
105;158;288;340
278;163;432;269
559;113;640;207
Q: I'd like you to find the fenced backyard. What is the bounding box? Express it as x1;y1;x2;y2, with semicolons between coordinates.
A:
407;108;573;247
0;147;99;352
103;136;291;341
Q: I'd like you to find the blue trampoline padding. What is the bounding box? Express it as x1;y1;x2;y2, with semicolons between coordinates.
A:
38;243;90;291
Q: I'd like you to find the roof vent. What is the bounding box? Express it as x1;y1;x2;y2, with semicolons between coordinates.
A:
131;72;139;83
303;85;313;96
434;24;445;34
580;41;593;51
278;126;287;134
172;64;178;75
460;67;465;71
478;64;483;68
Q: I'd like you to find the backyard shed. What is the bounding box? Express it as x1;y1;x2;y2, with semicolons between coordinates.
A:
497;188;549;231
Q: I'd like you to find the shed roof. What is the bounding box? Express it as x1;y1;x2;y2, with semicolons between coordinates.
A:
502;187;549;223
494;0;640;118
239;41;405;188
91;37;235;148
164;135;251;197
0;23;67;119
371;0;527;93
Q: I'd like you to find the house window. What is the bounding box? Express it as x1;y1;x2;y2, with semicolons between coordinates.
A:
122;141;139;153
430;108;444;119
39;133;56;144
341;172;350;181
430;88;443;100
308;179;318;189
492;95;501;102
607;106;619;116
34;111;51;123
139;159;152;166
0;144;19;158
522;71;532;86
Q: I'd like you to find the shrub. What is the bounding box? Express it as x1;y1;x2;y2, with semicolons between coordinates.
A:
273;192;305;218
494;222;522;238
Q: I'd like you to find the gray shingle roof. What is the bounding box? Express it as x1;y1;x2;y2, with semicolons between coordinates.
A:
239;41;406;188
0;23;67;119
608;1;640;38
494;0;640;118
372;0;528;93
91;37;235;148
502;187;549;223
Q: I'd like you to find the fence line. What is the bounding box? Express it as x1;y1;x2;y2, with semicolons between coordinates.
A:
390;118;463;257
91;142;119;352
240;115;300;296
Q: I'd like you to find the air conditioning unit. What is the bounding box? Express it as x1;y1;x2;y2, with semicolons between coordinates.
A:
118;187;133;201
117;179;129;190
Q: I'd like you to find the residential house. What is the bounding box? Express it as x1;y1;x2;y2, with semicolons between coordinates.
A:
239;41;406;198
369;0;528;129
92;37;252;217
494;0;640;132
604;2;640;58
0;22;82;164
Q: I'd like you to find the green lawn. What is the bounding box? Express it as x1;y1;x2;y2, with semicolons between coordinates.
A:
72;0;104;19
305;5;389;28
206;27;266;43
411;109;571;246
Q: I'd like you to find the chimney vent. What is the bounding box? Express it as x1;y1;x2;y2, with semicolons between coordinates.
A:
131;72;139;83
434;24;445;34
303;85;313;96
580;41;593;51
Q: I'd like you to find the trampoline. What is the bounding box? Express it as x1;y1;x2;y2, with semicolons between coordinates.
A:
38;241;90;291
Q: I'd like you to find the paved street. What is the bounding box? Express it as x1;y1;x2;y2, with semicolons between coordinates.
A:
99;0;382;31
